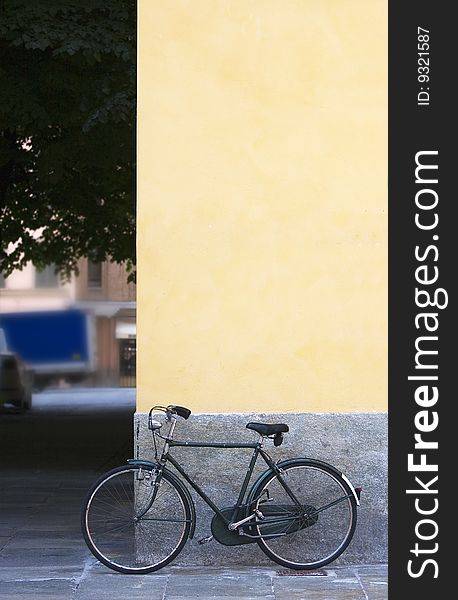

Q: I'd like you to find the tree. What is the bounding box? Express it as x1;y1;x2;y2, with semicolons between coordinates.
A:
0;0;136;281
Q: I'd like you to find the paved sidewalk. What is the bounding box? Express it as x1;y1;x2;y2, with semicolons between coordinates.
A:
0;563;387;600
0;467;387;600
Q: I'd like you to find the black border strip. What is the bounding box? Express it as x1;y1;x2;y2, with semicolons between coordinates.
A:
389;2;454;594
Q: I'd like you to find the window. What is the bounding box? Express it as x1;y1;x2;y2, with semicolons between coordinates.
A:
35;265;59;288
87;261;102;288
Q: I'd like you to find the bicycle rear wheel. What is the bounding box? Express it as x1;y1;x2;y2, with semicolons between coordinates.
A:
81;465;191;573
253;460;357;569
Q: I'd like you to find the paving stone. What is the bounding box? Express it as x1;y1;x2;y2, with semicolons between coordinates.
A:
0;547;86;567
0;564;81;582
273;568;367;600
354;564;389;577
6;529;82;540
356;573;388;600
0;526;18;537
73;573;168;600
166;566;276;577
165;573;274;599
166;597;274;600
0;579;75;600
274;579;366;600
18;520;81;533
4;537;84;550
0;536;12;550
0;514;35;526
0;493;51;505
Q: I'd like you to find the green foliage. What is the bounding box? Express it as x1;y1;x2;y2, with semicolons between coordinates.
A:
0;0;136;281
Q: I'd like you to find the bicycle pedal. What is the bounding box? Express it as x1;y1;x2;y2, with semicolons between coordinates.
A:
197;535;214;545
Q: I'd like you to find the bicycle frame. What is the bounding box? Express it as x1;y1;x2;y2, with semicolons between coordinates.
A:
150;419;304;528
168;441;265;525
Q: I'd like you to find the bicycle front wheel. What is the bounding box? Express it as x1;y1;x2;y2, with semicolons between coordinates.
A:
253;460;357;570
81;465;191;573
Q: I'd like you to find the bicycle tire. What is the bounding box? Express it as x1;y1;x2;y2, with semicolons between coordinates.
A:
252;459;357;570
81;464;191;574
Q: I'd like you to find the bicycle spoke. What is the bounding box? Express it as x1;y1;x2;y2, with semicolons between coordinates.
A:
310;494;353;517
254;463;357;569
88;497;133;517
91;520;134;536
83;466;190;573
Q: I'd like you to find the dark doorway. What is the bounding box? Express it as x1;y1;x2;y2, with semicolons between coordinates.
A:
119;338;136;388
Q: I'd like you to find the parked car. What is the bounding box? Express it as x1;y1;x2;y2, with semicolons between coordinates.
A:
0;329;33;412
0;352;33;412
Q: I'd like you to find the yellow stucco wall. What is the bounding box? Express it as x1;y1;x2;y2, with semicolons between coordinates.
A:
137;0;387;414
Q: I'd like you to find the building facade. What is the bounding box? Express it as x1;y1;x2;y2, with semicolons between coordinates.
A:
136;0;387;565
74;260;136;386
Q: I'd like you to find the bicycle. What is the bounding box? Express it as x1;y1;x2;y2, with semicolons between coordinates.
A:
81;405;361;574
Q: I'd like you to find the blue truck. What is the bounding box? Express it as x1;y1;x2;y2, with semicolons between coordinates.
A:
0;309;94;388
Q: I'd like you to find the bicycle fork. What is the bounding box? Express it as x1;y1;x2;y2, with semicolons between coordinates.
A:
134;466;163;520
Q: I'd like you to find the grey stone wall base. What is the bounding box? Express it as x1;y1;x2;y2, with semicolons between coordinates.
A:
134;411;387;566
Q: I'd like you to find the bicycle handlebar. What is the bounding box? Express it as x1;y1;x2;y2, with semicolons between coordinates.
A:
148;405;192;425
167;405;192;420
